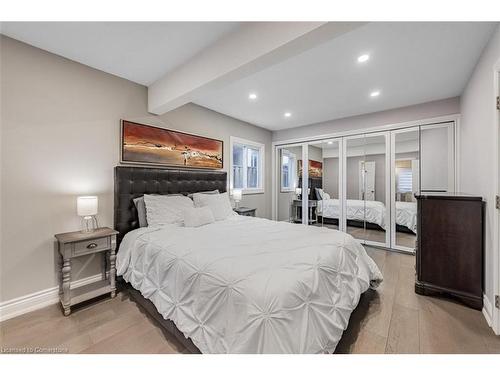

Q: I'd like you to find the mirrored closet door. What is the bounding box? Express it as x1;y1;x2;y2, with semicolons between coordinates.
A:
276;144;303;223
391;127;420;251
273;119;456;253
308;138;342;230
344;135;367;242
390;122;455;252
362;132;390;247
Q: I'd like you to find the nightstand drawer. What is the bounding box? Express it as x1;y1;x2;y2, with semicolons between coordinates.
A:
73;236;110;256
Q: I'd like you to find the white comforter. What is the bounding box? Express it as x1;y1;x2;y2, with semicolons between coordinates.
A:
316;199;417;233
316;199;386;229
395;201;417;233
117;215;382;354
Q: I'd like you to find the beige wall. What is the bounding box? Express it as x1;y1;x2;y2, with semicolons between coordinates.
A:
0;36;271;302
460;24;500;309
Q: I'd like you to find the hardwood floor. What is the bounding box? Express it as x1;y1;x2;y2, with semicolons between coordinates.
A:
1;247;498;354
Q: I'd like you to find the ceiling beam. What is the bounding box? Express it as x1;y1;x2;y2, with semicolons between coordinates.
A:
148;22;366;115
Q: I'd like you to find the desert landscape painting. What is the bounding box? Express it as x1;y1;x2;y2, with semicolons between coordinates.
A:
121;121;223;169
298;159;323;178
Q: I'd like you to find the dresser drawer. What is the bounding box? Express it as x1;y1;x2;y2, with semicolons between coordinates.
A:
73;236;110;256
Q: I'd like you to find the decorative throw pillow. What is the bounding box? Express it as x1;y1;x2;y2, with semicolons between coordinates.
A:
133;194;183;227
187;189;219;199
315;188;324;200
143;194;194;226
182;206;215;227
192;192;234;221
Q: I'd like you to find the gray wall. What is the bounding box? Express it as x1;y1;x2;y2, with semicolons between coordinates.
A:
0;36;272;303
460;25;500;308
323;158;339;199
273;97;460;142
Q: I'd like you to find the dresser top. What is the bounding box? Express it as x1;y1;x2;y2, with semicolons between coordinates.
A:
415;192;483;201
55;227;118;243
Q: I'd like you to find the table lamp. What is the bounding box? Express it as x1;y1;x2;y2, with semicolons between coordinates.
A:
77;196;99;232
232;189;242;208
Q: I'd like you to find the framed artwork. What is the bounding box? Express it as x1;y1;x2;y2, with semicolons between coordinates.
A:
298;159;323;178
120;120;223;169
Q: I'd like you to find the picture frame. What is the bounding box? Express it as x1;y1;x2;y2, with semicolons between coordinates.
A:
120;120;223;169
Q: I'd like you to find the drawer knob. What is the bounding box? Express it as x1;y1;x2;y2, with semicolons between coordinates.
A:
86;242;98;249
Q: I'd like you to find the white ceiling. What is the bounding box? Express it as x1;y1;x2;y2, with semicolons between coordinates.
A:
0;22;240;85
1;22;497;131
193;22;497;130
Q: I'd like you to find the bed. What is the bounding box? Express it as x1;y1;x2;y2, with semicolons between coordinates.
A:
114;166;383;354
316;198;417;233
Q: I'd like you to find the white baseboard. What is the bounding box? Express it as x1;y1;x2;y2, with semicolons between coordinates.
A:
0;274;103;322
483;293;493;327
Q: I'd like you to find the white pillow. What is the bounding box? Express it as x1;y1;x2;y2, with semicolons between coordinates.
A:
192;192;234;221
323;192;331;200
182;207;215;227
316;188;324;199
143;194;194;226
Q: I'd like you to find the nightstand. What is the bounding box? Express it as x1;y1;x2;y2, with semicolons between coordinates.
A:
291;200;317;224
233;207;256;217
54;227;118;316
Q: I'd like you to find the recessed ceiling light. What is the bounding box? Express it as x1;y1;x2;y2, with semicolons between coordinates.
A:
357;54;370;63
248;93;258;100
327;141;333;145
284;112;292;118
370;90;381;97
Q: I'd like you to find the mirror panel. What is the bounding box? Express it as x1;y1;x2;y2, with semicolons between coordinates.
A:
362;133;388;246
393;128;419;249
310;139;340;230
420;123;455;193
345;136;366;241
277;145;302;222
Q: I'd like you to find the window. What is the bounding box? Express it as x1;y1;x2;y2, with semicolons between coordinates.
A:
230;137;265;193
397;167;413;193
281;149;297;192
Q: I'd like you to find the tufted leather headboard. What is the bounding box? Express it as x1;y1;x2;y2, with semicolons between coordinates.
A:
114;166;227;247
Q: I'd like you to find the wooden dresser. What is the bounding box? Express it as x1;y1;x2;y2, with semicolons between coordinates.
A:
415;193;484;310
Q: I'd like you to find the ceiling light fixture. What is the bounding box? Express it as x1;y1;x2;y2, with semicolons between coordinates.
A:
327;141;333;145
357;54;370;63
248;93;258;100
284;112;292;118
370;90;381;97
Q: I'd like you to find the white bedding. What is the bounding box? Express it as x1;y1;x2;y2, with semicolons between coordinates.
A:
316;199;386;229
117;215;382;353
395;201;417;233
316;199;417;233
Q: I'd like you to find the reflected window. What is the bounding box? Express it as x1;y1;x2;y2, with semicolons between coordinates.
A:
281;150;297;192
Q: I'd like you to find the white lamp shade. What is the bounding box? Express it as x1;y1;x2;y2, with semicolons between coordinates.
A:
295;188;302;195
77;196;98;216
232;189;242;202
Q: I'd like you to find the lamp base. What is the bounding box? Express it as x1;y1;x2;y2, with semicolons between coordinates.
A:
81;215;98;233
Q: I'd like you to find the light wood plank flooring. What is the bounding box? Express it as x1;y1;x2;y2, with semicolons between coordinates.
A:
1;247;498;354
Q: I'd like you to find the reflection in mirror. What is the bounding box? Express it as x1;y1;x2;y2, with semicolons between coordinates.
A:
361;134;387;246
394;129;419;249
420;123;455;193
313;139;340;230
345;136;366;241
277;146;301;223
300;144;322;225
